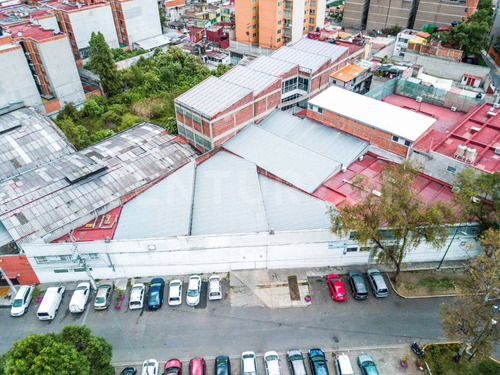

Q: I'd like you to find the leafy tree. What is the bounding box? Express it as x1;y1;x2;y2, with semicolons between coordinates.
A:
478;0;493;15
164;117;178;134
57;102;80;122
87;31;123;96
158;5;167;27
440;229;500;361
493;35;500;54
214;63;232;77
453;170;500;232
83;96;106;118
91;129;115;143
329;160;454;281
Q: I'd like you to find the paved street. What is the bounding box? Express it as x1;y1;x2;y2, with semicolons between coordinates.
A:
0;273;448;370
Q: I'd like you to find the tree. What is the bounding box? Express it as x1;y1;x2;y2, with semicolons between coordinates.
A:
493;35;500;54
329;160;454;281
440;229;500;361
214;63;232;77
453;170;500;232
0;326;112;375
87;32;123;96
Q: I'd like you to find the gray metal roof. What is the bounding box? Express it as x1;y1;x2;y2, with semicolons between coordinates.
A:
259;111;368;168
223;124;341;193
246;55;298;77
0;221;13;247
191;151;268;235
292;38;348;62
270;46;330;74
175;76;253;118
0;107;74;182
114;161;196;240
0;123;198;243
220;65;279;95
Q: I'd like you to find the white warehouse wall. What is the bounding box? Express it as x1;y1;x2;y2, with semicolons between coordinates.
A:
38;37;86;106
122;0;162;44
35;15;61;33
22;229;480;283
69;5;119;52
0;46;43;111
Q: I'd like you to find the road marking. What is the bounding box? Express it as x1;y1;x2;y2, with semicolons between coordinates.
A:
81;304;91;325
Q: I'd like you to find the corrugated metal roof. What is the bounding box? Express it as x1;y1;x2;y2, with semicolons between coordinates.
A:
270;47;330;73
292;38;349;62
175;76;253;118
308;86;436;141
259;175;332;231
0;221;13;247
220;65;279;95
246;55;298;77
259;111;368;167
223;124;341;193
0;107;74;182
191;151;268;235
113;161;195;240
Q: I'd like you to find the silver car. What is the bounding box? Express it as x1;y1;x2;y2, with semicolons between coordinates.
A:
287;350;307;375
186;275;201;306
264;351;282;375
94;284;113;310
208;275;222;301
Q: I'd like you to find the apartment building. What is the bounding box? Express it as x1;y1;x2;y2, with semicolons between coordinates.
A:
343;0;478;31
235;0;326;49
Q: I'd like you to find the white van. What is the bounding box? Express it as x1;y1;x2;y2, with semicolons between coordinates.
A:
37;286;65;321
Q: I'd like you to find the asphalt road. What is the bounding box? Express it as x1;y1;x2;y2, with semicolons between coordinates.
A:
0;275;448;366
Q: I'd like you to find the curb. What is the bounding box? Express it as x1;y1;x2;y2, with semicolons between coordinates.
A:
387;277;458;299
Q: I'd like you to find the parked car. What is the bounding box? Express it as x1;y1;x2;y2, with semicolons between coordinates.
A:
94;283;113;310
347;270;368;300
168;280;183;306
10;284;34;317
287;349;307;375
147;278;165;310
366;269;389;298
264;351;282;375
164;359;182;375
208;275;222;301
189;358;206;375
333;354;354;375
215;356;231;375
37;286;65;320
186;275;201;306
327;274;347;302
141;359;159;375
357;354;379;375
69;282;91;313
308;349;328;375
129;283;145;310
120;368;137;375
241;351;257;375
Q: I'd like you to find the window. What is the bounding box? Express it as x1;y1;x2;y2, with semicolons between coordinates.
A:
404;140;411;146
310;1;316;7
35;255;71;264
74;268;86;272
282;77;297;93
253;24;257;29
309;18;315;23
360;246;371;252
277;29;281;34
285;1;292;8
349;231;357;239
392;135;399;142
346;247;358;252
446;165;457;173
285;10;291;18
310;10;315;15
298;77;309;91
252;0;257;2
281;93;302;103
278;20;281;25
318;107;323;113
54;269;69;273
309;26;314;31
277;38;281;42
278;11;282;16
252;33;257;37
252;6;257;11
252;15;257;20
278;1;282;5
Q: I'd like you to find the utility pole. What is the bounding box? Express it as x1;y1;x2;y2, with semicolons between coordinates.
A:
0;266;18;295
70;231;97;290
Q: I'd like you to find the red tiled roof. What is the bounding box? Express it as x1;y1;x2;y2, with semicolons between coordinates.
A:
10;23;63;41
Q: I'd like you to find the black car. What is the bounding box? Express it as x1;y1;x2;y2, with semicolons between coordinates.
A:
120;367;137;375
215;356;231;375
308;349;329;375
147;278;165;309
348;270;368;300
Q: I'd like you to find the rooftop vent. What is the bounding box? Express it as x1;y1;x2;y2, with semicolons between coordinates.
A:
416;96;423;103
451;106;457;112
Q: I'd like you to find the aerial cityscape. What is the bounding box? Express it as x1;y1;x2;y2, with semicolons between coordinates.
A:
0;0;499;374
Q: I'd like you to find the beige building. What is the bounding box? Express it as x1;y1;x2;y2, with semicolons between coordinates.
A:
235;0;326;49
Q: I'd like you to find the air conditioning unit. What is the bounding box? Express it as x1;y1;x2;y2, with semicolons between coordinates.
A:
358;155;364;162
341;166;347;173
416;96;423;103
487;110;497;117
451;106;457;112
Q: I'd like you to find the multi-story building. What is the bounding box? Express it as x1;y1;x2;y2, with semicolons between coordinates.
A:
343;0;478;31
235;0;326;49
330;59;374;93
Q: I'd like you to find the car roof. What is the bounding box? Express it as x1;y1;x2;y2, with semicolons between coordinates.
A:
336;355;353;371
367;269;381;274
15;285;31;296
188;277;200;287
96;286;110;296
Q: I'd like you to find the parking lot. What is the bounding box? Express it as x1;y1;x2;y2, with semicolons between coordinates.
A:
0;272;447;374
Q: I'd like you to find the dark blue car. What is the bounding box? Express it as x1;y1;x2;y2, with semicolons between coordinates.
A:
147;278;165;310
308;349;329;375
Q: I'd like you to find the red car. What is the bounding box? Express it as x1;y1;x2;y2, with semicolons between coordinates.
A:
327;274;347;301
189;358;206;375
164;359;182;375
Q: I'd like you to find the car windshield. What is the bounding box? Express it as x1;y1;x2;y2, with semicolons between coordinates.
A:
170;282;180;287
210;292;220;297
132;286;143;292
331;278;341;283
362;361;375;367
170;297;179;301
95;297;105;304
12;299;23;307
165;367;179;373
148;292;159;304
187;289;198;297
289;355;302;361
266;355;279;361
243;354;254;359
244;372;256;375
131;301;140;305
311;356;324;362
337;293;345;297
76;285;87;291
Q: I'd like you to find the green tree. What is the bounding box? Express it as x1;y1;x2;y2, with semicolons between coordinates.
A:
477;0;493;15
440;229;500;361
453;170;500;232
57;102;80;122
87;31;123;96
493;35;500;54
329;161;454;281
0;326;112;375
214;63;232;77
158;5;167;27
83;96;106;118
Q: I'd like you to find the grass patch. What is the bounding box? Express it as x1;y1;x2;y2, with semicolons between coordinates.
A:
394;269;461;297
300;281;310;286
425;343;500;375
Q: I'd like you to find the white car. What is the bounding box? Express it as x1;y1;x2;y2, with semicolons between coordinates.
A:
186;275;201;306
241;352;257;375
141;359;159;375
208;275;222;301
168;279;183;306
264;351;282;375
129;283;145;310
10;284;34;317
69;282;91;313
